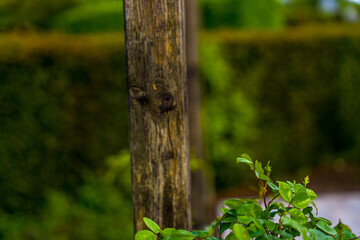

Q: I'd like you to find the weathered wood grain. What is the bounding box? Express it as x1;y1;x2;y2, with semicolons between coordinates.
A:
123;0;191;232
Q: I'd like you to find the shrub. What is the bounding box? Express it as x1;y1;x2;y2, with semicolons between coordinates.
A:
51;1;124;33
200;25;360;189
0;150;133;240
0;34;128;213
199;0;284;29
136;154;358;240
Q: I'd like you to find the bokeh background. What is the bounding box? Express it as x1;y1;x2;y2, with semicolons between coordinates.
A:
1;0;360;238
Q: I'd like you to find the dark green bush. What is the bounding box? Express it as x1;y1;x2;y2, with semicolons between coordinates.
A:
0;150;133;240
0;0;78;30
0;34;128;213
51;1;124;33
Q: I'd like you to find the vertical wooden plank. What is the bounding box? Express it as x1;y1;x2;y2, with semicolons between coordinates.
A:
186;0;215;228
123;0;191;232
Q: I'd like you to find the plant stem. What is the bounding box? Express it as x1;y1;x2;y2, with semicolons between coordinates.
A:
254;169;268;208
268;194;280;206
263;188;268;209
217;212;229;240
286;200;293;212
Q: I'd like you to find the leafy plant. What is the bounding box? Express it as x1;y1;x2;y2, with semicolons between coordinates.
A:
135;154;359;240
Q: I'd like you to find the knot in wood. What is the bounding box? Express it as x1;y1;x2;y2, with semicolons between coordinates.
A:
129;87;146;101
162;151;174;161
159;93;175;112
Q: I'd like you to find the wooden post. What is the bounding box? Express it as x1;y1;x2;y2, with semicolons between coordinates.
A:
123;0;191;232
186;0;215;228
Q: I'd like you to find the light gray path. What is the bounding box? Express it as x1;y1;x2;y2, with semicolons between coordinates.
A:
217;191;360;235
315;191;360;234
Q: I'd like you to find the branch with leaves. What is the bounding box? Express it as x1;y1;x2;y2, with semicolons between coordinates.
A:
135;154;359;240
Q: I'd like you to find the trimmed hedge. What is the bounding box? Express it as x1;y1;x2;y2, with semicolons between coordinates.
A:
200;25;360;188
51;1;124;33
1;25;360;213
199;0;284;29
0;34;128;213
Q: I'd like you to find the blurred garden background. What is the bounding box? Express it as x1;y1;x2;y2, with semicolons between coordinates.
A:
1;0;360;238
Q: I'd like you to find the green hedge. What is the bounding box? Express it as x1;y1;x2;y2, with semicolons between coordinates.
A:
0;34;128;213
1;26;360;215
199;0;284;29
200;25;360;188
51;1;124;33
0;151;133;240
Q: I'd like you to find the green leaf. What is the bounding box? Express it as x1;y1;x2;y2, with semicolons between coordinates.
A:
241;153;253;161
244;202;263;218
265;220;276;231
307;189;317;200
135;230;157;240
221;222;232;234
311;200;319;215
283;217;307;237
161;228;176;238
250;230;264;238
278;181;293;203
172;229;196;238
278;230;293;239
237;154;254;170
237;215;252;225
286;181;294;187
192;230;209;238
268;202;280;210
251;217;266;232
221;207;230;214
233;224;251;240
224;198;245;210
255;160;264;175
278;202;286;210
293;183;303;193
258;173;271;181
302;206;313;215
309;229;333;240
236;203;252;215
225;233;236;240
334;219;353;234
222;215;237;223
265;161;272;175
143;217;161;234
289;208;308;225
292;188;311;209
316;221;337;236
267;182;279;192
342;231;357;240
316;217;332;226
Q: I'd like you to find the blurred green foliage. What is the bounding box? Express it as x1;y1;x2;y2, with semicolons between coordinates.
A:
284;0;320;25
0;34;128;213
0;0;79;30
200;25;360;188
1;0;360;33
200;0;284;29
1;25;360;237
51;1;124;33
0;150;133;240
0;0;319;33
